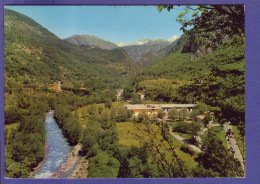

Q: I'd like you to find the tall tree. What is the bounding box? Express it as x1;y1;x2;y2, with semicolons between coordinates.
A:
157;5;245;49
194;131;244;177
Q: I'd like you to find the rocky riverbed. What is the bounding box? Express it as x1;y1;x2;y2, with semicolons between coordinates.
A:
52;144;83;178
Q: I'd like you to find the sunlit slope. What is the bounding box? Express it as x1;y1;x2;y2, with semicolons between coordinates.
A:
4;9;139;88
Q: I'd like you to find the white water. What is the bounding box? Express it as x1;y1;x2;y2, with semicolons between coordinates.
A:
34;112;71;178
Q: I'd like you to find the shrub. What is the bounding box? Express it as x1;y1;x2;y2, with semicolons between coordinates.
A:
172;122;192;134
180;144;195;155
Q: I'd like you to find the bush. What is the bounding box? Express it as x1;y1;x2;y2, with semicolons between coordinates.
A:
172;122;192;134
180;144;195;155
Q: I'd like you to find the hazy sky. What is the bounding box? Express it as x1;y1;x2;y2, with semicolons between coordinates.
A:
6;5;185;43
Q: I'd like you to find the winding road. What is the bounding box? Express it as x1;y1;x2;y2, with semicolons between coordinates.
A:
224;123;244;170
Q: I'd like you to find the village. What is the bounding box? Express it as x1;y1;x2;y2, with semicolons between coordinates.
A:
49;79;245;176
119;90;245;170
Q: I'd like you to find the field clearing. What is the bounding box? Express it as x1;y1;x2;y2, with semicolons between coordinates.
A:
116;122;141;147
116;121;198;169
171;136;198;169
74;101;127;128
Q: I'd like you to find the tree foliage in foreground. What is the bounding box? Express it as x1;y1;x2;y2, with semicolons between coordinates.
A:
133;122;187;177
157;5;244;49
193;131;244;177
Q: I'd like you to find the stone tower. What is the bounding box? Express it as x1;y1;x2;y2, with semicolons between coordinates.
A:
57;81;61;91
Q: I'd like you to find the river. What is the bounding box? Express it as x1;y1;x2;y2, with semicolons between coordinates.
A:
34;111;72;178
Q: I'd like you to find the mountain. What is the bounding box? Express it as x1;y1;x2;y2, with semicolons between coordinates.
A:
4;9;139;90
64;34;179;63
64;34;119;50
122;39;172;63
137;36;184;68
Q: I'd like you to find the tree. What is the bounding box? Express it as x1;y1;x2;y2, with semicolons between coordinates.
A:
87;104;98;116
157;111;165;119
131;94;141;104
105;98;112;109
98;105;104;114
101;109;111;123
194;131;244;177
74;112;79;120
123;87;134;99
168;107;178;121
117;157;131;178
110;106;117;121
116;107;128;122
190;109;200;119
190;121;201;143
203;113;212;128
179;108;188;120
136;111;149;123
157;5;245;49
133;122;187;177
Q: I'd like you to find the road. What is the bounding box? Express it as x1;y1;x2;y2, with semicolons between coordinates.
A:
168;125;202;153
224;123;244;170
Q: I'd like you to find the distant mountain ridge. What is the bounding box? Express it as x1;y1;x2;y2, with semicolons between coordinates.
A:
64;34;119;50
64;34;179;63
137;35;188;68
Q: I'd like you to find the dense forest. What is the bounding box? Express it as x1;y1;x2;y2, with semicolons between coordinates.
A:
4;5;245;178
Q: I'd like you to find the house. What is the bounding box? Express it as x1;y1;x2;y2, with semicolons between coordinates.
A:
136;92;145;100
124;104;161;117
56;81;62;92
195;115;205;122
116;89;124;100
124;103;196;117
161;104;195;113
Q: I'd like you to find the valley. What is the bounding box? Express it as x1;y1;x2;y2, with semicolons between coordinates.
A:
4;5;245;179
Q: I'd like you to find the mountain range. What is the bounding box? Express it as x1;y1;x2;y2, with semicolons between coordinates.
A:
64;34;179;63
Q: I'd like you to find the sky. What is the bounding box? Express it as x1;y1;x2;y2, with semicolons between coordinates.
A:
6;6;185;43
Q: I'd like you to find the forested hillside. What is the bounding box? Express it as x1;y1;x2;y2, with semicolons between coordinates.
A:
5;9;139;89
134;37;244;122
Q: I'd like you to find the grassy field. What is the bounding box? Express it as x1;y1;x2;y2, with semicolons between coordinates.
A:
73;101;126;128
171;136;198;169
116;121;198;170
116;122;141;147
231;125;245;160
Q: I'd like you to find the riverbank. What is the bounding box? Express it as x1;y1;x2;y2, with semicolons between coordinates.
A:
52;144;82;178
68;156;88;178
28;143;48;178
